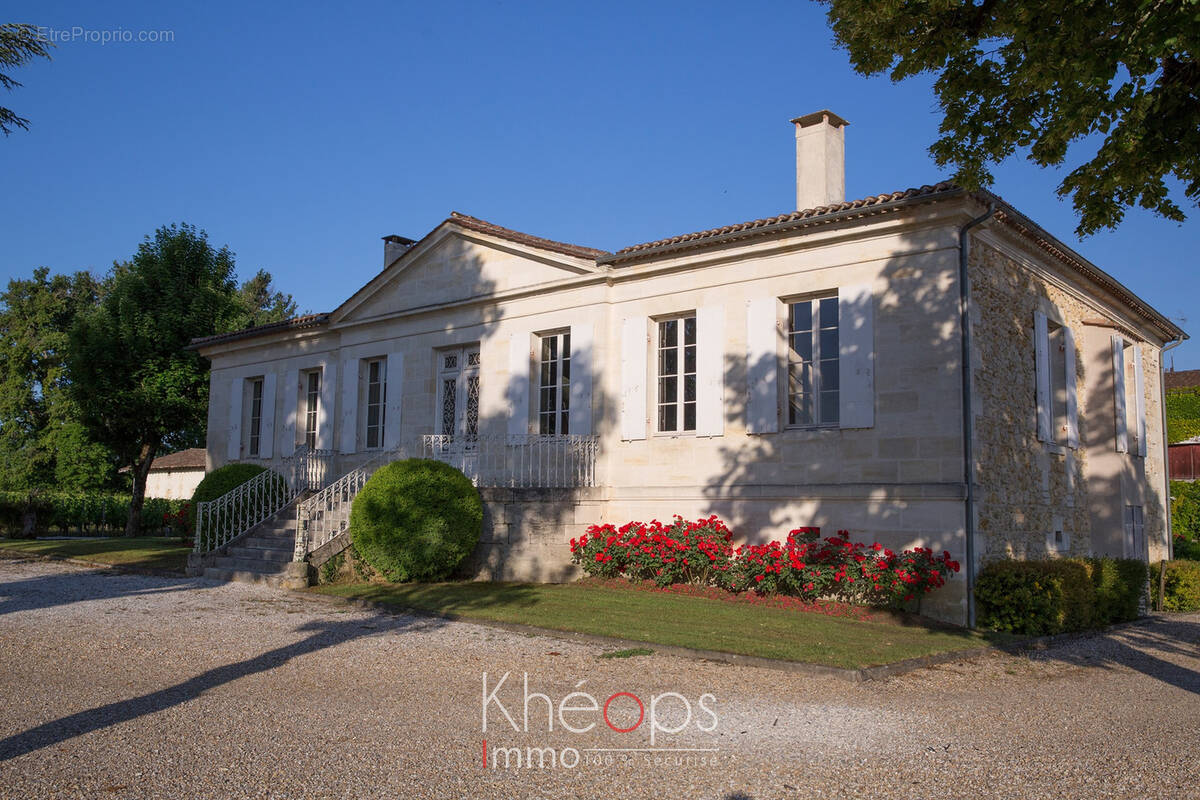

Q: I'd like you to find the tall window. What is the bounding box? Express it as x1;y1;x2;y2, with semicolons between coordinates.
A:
538;331;571;434
365;359;386;449
304;371;320;449
787;296;839;427
248;378;264;456
657;315;696;433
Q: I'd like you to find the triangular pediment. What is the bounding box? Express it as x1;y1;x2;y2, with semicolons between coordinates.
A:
332;220;601;324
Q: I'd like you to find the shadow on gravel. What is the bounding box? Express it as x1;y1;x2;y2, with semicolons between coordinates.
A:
0;612;444;761
0;569;207;617
1030;616;1200;696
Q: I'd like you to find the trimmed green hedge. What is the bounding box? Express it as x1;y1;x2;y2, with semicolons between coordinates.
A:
1150;560;1200;611
350;458;483;582
0;491;187;537
976;557;1148;635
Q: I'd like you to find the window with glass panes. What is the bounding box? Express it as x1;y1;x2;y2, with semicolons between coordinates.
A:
364;359;386;449
248;378;264;456
787;296;839;427
303;371;320;449
538;331;570;434
657;315;697;433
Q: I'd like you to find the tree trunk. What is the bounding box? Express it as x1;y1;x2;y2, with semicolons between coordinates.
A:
125;442;157;538
19;507;37;539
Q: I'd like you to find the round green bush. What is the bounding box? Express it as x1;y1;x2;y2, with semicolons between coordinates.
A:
349;458;483;582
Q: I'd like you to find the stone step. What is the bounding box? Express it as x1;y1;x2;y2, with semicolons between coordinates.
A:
227;545;293;563
240;535;295;550
213;556;289;573
203;567;286;587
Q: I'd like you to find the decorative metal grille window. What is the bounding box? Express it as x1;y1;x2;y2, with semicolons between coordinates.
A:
441;378;457;436
436;346;479;437
466;375;480;435
365;359;386;449
657;316;696;433
787;296;839;427
538;331;571;435
248;378;264;456
304;371;320;449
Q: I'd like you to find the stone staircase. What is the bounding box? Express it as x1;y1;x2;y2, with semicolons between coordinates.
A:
201;505;299;588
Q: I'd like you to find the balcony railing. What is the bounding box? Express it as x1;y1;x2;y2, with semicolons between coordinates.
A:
193;446;334;554
421;434;598;488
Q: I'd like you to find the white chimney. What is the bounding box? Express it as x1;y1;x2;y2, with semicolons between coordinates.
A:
382;234;416;268
791;110;849;210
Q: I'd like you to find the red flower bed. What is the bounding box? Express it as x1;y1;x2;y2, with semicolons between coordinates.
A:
570;515;733;587
571;517;960;609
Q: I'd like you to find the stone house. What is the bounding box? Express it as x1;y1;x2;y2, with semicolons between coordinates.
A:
190;111;1185;625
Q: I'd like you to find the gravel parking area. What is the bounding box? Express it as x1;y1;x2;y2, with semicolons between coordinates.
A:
0;559;1197;799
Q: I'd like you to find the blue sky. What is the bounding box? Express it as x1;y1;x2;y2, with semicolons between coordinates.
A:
3;0;1197;367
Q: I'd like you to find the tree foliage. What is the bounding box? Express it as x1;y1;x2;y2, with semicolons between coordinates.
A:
69;224;241;535
822;0;1200;235
0;267;112;492
1;23;52;136
230;269;297;331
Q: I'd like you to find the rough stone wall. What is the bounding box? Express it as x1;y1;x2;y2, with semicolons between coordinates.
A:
466;487;604;582
969;240;1094;561
969;235;1169;562
1142;346;1169;561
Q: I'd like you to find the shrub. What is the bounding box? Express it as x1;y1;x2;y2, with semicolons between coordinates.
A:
350;458;483;582
976;558;1148;635
1090;557;1148;624
1174;536;1200;561
1171;480;1200;543
570;518;960;609
1150;560;1200;612
0;491;186;537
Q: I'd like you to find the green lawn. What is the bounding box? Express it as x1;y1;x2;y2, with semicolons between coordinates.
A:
0;537;191;573
315;581;991;669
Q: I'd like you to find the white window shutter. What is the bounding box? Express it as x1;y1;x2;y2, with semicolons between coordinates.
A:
1034;311;1052;442
340;358;359;454
620;316;648;441
384;352;404;449
745;297;779;434
1112;335;1128;453
569;323;594;436
258;372;277;459
316;360;337;451
226;377;243;461
1063;327;1079;449
695;306;725;437
281;368;299;456
838;284;875;429
507;333;531;436
1132;343;1146;457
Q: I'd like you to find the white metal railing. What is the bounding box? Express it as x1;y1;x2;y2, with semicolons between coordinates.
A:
193;446;334;554
421;434;598;489
293;445;406;561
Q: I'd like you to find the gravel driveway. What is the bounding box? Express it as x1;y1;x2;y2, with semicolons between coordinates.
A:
0;559;1197;800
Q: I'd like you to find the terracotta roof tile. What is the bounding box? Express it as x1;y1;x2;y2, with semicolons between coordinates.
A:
448;212;609;259
607;182;959;259
189;313;331;349
1166;369;1200;391
149;448;207;471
